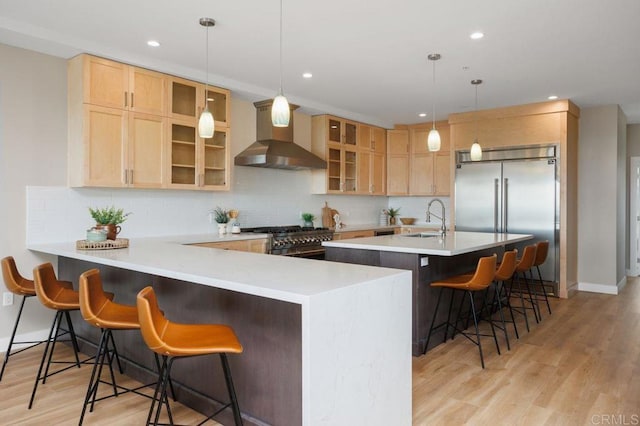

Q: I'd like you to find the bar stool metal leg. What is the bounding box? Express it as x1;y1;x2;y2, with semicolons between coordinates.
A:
0;295;43;382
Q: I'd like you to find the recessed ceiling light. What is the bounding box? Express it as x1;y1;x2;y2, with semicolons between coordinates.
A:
548;95;558;100
418;113;427;117
470;32;484;40
147;40;160;47
302;72;313;79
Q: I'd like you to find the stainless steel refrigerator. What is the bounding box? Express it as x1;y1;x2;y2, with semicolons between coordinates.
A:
455;146;559;283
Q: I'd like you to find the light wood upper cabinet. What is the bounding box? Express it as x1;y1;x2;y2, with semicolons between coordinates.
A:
357;124;386;195
78;105;127;187
385;123;450;196
128;112;165;188
166;120;229;190
79;55;166;116
68;54;230;191
312;115;359;194
408;123;450;196
386;129;410;195
168;77;229;126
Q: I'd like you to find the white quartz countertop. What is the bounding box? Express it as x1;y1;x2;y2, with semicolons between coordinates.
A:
323;231;533;256
28;233;408;304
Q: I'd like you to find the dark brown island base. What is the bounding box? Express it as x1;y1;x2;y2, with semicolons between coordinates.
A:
323;231;534;356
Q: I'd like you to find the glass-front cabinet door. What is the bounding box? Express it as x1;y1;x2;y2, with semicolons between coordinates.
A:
343;148;357;192
201;128;229;189
327;147;342;191
327;117;357;146
169;120;197;187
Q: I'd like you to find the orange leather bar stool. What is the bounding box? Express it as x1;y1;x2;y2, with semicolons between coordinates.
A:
507;244;540;333
29;263;113;409
531;240;552;315
0;257;71;381
424;254;498;369
137;286;244;425
490;249;519;347
78;269;167;425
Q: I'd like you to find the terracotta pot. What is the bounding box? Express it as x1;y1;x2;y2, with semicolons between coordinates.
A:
389;217;397;225
95;224;121;240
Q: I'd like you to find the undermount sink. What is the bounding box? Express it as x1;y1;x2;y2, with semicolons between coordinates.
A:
402;232;443;238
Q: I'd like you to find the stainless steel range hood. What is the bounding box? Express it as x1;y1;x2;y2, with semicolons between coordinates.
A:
234;99;327;170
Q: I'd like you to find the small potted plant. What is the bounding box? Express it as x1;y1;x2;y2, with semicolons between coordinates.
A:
301;213;316;228
212;206;229;234
89;206;131;240
385;207;401;225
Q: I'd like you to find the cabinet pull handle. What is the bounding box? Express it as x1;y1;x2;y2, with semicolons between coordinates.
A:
129;170;134;184
131;93;134;108
372;141;375;150
123;170;128;184
124;91;128;107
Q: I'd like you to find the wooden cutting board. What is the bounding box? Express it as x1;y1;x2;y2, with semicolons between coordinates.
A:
322;201;334;228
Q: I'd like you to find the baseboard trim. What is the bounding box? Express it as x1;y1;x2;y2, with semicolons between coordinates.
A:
0;328;50;353
577;281;619;295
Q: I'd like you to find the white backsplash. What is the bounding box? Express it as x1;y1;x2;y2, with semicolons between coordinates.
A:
26;166;394;244
388;196;451;227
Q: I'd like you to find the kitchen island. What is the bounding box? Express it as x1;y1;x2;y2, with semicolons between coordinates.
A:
323;231;533;356
29;234;412;426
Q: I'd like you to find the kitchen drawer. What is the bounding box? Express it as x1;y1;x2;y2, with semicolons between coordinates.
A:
334;230;375;240
190;238;268;253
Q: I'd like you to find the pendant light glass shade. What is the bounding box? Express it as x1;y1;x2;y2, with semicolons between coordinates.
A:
427;53;441;152
470;79;483;161
198;106;214;138
198;18;215;139
470;139;482;161
272;0;290;127
428;128;441;151
272;93;290;127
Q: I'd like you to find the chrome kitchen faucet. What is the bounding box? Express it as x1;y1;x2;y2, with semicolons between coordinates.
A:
426;198;446;237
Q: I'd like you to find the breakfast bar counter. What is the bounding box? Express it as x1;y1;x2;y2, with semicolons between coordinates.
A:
323;231;533;355
29;234;412;426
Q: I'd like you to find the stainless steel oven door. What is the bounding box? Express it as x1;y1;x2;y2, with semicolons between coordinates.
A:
279;248;325;260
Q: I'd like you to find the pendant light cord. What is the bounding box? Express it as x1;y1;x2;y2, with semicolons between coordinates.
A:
205;23;209;108
431;58;436;130
279;0;284;95
474;83;478;140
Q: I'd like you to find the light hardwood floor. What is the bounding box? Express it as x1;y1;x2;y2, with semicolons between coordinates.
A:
1;280;639;425
413;278;640;425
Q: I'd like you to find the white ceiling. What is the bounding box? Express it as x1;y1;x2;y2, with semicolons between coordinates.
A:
1;0;639;128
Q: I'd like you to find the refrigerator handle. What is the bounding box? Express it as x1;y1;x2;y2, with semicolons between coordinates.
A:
503;178;509;233
494;178;499;232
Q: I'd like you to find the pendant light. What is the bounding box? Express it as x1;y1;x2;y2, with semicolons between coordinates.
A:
271;0;290;127
198;17;215;139
427;53;441;152
470;79;483;161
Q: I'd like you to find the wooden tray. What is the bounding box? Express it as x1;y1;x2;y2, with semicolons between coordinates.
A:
76;238;129;250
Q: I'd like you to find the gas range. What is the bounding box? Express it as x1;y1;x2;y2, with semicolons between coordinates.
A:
242;225;334;258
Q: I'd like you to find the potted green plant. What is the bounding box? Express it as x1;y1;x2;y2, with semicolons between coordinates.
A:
212;207;229;234
301;213;316;228
385;207;401;225
89;206;131;240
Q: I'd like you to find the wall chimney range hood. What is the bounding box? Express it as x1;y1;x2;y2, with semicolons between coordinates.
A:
234;99;327;170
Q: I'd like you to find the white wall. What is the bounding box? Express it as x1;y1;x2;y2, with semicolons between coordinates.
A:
0;44;69;346
577;105;627;294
